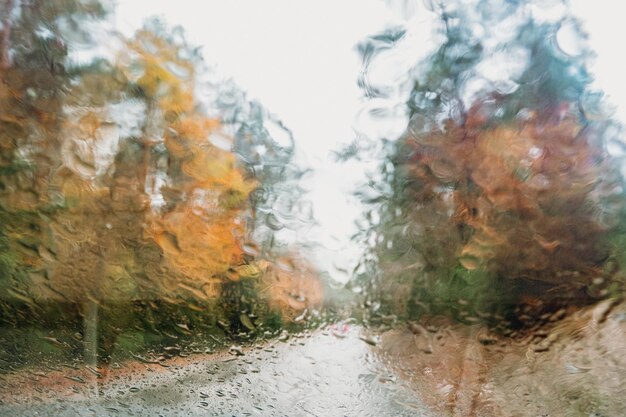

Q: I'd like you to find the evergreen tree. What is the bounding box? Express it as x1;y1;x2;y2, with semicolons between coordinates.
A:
212;81;320;332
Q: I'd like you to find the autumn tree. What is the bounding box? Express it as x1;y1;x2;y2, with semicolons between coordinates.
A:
354;0;626;325
0;0;110;320
0;2;320;364
114;22;255;309
112;21;322;338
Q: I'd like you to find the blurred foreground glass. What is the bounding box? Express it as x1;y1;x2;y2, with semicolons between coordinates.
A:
0;0;625;416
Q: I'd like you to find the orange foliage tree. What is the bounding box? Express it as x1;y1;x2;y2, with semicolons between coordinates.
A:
355;4;626;323
0;7;321;355
118;24;256;303
400;103;620;297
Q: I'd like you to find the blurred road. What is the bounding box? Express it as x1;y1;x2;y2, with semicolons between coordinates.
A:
0;326;429;417
4;300;623;417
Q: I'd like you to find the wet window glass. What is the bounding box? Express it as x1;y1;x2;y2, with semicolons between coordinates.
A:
1;0;625;415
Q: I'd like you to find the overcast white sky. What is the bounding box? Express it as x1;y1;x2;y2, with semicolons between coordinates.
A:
113;0;626;282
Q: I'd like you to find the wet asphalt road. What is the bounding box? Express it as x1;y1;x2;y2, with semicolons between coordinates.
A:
0;327;430;417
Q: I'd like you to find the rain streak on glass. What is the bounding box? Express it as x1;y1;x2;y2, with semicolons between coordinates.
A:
0;0;625;416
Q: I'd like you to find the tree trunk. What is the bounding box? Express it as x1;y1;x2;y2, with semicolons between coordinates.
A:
82;299;99;367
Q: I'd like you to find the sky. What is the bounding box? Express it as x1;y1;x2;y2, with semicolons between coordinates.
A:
113;0;626;282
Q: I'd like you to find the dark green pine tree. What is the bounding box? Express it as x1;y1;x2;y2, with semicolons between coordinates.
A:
213;81;315;334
